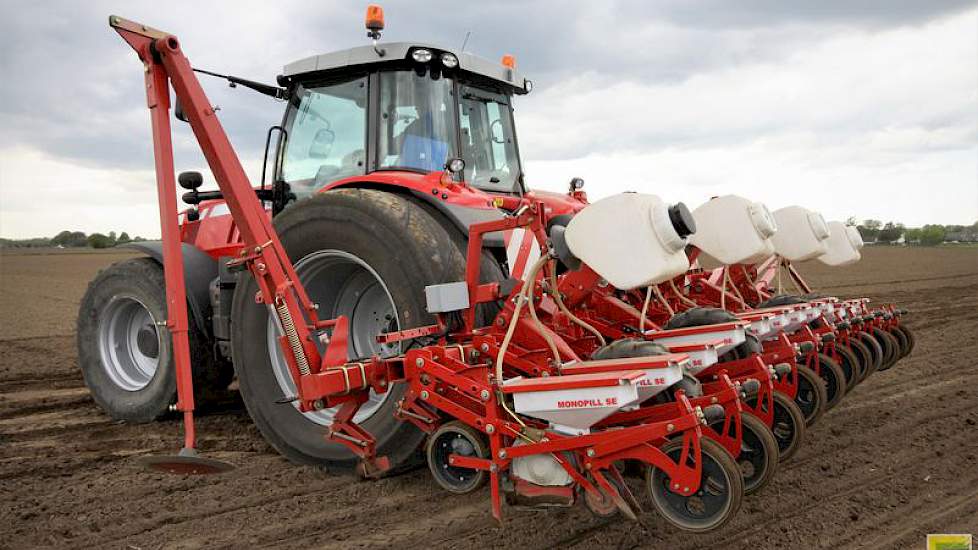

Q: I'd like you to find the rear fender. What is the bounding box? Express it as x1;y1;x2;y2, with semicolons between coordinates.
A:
122;242;217;339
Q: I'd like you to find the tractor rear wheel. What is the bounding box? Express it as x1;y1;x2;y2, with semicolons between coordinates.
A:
76;258;232;423
230;189;466;471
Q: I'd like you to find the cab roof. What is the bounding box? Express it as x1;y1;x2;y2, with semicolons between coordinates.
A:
281;42;530;94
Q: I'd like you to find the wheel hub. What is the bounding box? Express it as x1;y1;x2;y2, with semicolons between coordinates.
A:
267;250;399;426
98;296;161;391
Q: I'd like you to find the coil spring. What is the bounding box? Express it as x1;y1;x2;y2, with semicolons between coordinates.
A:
276;300;310;376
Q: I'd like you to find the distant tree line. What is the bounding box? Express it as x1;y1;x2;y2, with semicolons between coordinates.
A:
0;230;149;249
847;218;978;246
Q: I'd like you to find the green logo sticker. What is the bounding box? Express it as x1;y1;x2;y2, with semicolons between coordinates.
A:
928;534;973;550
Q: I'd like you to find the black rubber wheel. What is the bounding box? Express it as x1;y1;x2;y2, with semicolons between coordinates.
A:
793;364;827;427
720;333;764;363
894;325;916;356
426;421;489;494
747;391;806;462
844;339;873;385
708;413;779;495
591;337;669;360
810;353;846;410
646;438;744;533
888;326;910;359
856;332;883;377
834;345;860;393
756;294;805;308
664;307;737;330
76;258;232;423
230;189;467;470
872;328;899;371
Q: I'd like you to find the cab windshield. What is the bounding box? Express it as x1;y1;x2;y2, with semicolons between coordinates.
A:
280;69;522;199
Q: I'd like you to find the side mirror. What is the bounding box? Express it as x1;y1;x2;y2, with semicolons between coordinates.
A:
308;127;334;159
444;158;465;174
178;171;203;190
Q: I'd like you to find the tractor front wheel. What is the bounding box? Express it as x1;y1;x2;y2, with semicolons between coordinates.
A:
76;258;231;423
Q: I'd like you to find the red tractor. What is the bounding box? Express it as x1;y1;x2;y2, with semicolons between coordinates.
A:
77;7;911;531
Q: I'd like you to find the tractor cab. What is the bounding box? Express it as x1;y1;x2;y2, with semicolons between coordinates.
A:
274;38;532;203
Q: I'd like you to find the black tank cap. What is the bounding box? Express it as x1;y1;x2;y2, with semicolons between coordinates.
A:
668;202;696;238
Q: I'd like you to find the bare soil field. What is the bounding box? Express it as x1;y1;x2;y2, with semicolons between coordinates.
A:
1;246;976;549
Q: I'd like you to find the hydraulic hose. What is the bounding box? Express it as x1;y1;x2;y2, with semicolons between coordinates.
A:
640;286;652;333
527;260;562;368
669;278;699;308
495;254;550;427
548;267;606;347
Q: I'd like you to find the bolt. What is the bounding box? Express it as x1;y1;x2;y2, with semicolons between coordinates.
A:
486;424;495;434
498;450;507;459
168;404;178;412
415;358;425;367
420;390;429;400
667;423;674;432
711;396;718;404
586;449;595;457
480;390;490;401
674;483;680;490
585;463;592;470
490;464;498;472
313;399;325;410
683;486;689;493
480;343;490;353
379;379;387;388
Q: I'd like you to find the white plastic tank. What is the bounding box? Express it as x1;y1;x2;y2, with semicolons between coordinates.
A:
846;226;865;250
770;206;830;261
817;222;862;266
688;195;778;265
564;193;692;290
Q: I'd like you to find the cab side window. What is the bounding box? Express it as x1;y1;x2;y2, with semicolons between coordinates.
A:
282;77;367;199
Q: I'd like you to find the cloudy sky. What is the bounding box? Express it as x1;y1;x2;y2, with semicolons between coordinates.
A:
1;0;975;239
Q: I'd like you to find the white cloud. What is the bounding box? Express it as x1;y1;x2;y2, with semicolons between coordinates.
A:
519;9;978;225
0;2;975;238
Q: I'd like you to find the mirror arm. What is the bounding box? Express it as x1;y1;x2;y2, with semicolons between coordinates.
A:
193;68;289;100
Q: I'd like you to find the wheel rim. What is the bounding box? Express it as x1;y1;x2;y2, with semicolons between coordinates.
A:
819;361;842;406
770;398;798;456
267;250;399;426
737;422;767;490
429;428;483;492
836;351;855;389
650;443;735;529
794;372;820;422
98;296;161;391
